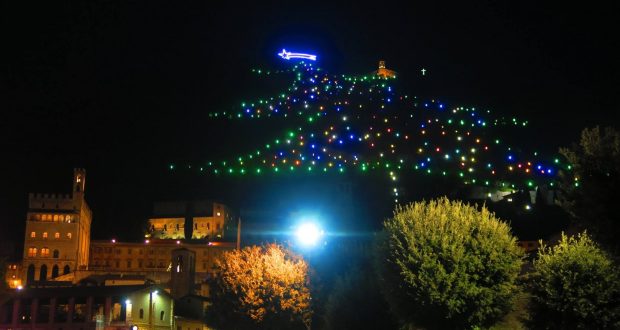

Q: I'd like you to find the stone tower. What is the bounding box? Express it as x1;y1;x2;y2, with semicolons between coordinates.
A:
170;248;196;299
22;168;92;285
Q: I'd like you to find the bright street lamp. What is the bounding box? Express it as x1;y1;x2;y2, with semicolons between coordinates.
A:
295;222;323;247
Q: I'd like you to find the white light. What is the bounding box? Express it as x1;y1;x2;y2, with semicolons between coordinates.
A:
278;49;317;61
125;299;131;305
296;223;322;246
17;285;23;290
153;290;158;295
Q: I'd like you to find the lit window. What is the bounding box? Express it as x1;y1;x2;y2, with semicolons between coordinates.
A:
30;232;36;238
43;232;48;238
55;232;60;239
53;215;58;221
41;248;50;257
28;248;37;257
67;233;72;239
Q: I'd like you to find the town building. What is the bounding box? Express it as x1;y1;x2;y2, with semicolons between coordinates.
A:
21;168;92;284
0;284;173;330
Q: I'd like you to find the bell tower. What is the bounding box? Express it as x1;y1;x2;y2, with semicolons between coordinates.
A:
73;168;86;196
171;248;196;299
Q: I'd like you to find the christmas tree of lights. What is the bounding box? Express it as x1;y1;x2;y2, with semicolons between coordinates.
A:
170;50;574;203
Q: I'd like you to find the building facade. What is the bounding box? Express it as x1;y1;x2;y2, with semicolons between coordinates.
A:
147;201;234;240
0;284;173;330
22;168;92;284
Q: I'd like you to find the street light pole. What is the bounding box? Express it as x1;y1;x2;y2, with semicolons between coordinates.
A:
148;292;153;330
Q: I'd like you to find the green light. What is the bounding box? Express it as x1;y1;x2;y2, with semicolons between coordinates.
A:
256;169;261;174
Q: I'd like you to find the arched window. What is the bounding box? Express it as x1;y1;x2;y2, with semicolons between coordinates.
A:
53;215;58;221
43;232;48;238
28;247;37;257
139;309;144;319
39;264;48;281
55;232;60;239
51;265;59;278
26;264;35;284
67;233;72;239
63;265;70;275
53;250;59;258
160;311;165;321
30;232;36;238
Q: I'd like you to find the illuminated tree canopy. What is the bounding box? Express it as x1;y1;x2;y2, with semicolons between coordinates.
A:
206;243;312;330
375;198;523;328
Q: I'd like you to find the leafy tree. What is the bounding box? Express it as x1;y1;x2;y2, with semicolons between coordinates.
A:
323;263;397;330
375;197;523;329
205;243;312;330
528;232;620;329
558;126;620;252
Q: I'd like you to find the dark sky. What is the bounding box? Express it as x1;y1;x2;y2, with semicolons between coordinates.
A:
1;2;619;247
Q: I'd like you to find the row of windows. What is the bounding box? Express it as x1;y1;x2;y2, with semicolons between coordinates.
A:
92;259;169;269
28;247;60;258
91;247;223;258
30;231;72;239
91;259;216;270
32;214;75;222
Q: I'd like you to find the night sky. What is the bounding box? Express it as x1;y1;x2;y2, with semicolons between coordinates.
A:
2;2;619;252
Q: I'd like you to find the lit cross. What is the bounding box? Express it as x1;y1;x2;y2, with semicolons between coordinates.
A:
421;68;427;76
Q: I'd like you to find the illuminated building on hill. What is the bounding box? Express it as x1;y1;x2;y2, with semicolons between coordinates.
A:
374;60;397;78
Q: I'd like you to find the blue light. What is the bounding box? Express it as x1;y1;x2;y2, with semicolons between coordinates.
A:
278;49;317;61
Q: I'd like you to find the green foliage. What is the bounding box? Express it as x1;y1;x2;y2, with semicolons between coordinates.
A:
558;126;620;253
324;263;397;330
205;243;311;330
375;197;523;329
528;232;620;329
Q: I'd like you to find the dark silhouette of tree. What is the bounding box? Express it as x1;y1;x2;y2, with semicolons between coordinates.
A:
558;126;620;253
323;262;397;330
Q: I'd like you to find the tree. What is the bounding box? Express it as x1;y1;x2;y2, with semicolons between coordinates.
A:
205;243;312;330
528;232;620;329
558;126;620;253
375;197;523;329
323;263;397;330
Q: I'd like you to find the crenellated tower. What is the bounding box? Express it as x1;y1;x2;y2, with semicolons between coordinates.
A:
22;168;92;285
